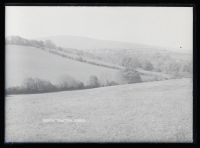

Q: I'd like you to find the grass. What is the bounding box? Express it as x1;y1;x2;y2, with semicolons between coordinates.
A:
5;78;193;142
6;45;121;88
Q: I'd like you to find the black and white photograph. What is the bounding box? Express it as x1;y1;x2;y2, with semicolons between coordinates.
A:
5;6;193;143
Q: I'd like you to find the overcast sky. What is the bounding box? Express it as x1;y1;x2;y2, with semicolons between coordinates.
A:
6;6;193;52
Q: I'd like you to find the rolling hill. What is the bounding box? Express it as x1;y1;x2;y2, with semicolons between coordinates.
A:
40;35;191;54
39;35;192;60
5;36;193;142
39;35;192;74
6;45;122;88
5;35;192;91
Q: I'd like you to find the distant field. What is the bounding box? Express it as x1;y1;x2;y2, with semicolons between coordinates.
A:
6;45;122;88
6;45;173;90
5;78;193;142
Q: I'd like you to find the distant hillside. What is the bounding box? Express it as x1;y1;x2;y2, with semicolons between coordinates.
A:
39;35;192;75
6;45;122;88
40;35;185;53
6;36;124;69
6;36;192;85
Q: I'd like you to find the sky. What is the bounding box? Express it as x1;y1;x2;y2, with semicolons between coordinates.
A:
5;6;193;53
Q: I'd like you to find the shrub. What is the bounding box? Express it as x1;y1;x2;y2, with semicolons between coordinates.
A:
121;68;142;84
87;75;101;88
105;80;119;86
121;57;141;70
6;86;23;94
143;61;154;71
22;77;57;93
58;75;84;90
6;77;57;94
44;40;57;49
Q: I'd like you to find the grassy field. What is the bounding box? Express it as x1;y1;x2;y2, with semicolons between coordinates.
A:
5;78;193;142
6;45;121;88
6;44;173;90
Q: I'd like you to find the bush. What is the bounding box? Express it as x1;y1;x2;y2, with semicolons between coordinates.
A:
105;80;119;86
22;77;57;93
58;75;84;90
87;75;101;88
6;86;23;94
121;57;141;70
6;74;120;95
143;61;154;71
121;68;142;83
6;77;57;94
44;40;57;49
